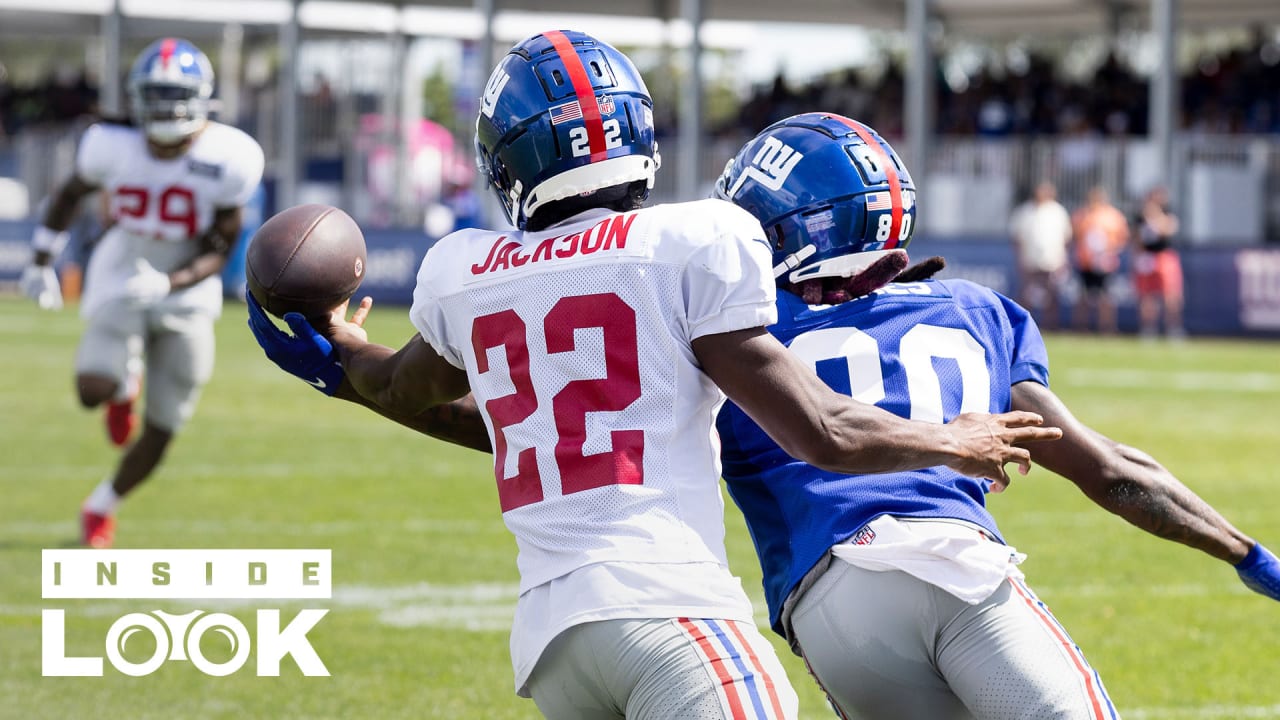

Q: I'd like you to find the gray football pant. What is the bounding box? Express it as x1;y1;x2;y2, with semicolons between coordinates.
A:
75;299;215;432
791;560;1119;720
526;617;799;720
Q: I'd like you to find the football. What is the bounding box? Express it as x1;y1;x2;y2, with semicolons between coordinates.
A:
246;204;367;320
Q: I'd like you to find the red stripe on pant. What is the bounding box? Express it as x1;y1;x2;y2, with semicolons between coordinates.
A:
1010;579;1108;720
678;617;749;720
724;620;787;719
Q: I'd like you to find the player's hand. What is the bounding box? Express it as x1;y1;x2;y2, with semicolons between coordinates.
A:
320;296;373;348
1236;543;1280;602
942;411;1063;491
19;264;62;310
246;293;345;396
123;259;172;305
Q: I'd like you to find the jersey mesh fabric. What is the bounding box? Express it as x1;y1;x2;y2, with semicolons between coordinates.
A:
413;201;776;594
718;279;1051;634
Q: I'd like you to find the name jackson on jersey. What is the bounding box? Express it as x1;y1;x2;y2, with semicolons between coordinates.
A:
470;212;638;275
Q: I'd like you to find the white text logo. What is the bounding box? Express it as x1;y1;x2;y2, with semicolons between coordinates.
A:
727;137;804;198
41;549;331;677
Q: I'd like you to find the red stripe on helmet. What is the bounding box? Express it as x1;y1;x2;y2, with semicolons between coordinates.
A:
826;113;905;248
159;38;177;68
543;30;608;163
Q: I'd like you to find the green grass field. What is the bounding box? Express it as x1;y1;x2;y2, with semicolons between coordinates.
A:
1;296;1278;719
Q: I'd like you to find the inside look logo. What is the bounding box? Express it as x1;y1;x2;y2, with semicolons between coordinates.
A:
41;549;331;677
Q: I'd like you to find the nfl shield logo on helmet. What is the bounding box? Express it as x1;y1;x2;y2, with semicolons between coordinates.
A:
597;95;616;115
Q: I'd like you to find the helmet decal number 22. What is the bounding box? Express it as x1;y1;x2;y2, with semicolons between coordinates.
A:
570;119;622;158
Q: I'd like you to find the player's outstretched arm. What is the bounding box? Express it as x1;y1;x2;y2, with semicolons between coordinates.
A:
21;175;99;309
1010;380;1279;600
247;294;488;450
323;298;472;417
694;327;1062;487
169;206;243;291
334;384;492;453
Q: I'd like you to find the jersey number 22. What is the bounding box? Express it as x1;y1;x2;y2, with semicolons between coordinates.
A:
471;292;644;512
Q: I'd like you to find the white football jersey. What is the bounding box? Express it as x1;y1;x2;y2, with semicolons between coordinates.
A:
76;121;264;318
411;199;777;593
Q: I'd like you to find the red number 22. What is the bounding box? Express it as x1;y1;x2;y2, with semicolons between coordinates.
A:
471;293;644;512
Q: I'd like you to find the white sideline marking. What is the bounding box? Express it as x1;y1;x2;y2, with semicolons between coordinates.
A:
1063;368;1280;394
1;581;523;631
1126;705;1280;718
5;517;499;537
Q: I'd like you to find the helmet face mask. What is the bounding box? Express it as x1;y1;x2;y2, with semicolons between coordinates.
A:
128;38;214;145
475;30;660;230
715;112;917;286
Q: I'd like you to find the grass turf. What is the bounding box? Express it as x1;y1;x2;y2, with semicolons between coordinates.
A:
1;297;1277;719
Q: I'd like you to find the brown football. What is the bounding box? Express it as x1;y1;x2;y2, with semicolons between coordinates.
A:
246;204;367;319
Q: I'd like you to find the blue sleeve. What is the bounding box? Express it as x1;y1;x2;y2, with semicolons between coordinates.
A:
996;291;1050;388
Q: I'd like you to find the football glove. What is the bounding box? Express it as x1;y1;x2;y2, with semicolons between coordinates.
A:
246;293;344;396
20;264;62;310
123;260;172;305
1236;543;1280;602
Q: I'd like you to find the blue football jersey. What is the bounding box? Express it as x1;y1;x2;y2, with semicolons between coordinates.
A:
717;278;1050;634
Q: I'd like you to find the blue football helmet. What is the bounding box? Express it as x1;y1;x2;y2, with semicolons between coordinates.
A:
715;112;917;284
475;30;660;230
128;38;214;145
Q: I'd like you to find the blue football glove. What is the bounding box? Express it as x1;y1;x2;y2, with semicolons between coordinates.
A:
246;293;344;396
1235;543;1280;602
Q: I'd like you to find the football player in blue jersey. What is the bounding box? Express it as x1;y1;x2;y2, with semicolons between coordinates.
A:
714;112;1280;719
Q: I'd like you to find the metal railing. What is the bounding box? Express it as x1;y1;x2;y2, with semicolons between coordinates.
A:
4;117;1279;243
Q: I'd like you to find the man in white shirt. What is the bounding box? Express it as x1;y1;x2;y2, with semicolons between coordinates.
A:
1009;181;1072;330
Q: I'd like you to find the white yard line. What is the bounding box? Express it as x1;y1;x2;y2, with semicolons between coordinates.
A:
1125;705;1280;719
1062;368;1280;394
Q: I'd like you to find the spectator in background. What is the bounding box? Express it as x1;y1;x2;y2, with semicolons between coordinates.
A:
1072;186;1129;334
1010;181;1072;330
1133;186;1185;339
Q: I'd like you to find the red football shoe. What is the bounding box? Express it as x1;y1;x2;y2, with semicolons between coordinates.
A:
81;510;116;548
105;396;138;447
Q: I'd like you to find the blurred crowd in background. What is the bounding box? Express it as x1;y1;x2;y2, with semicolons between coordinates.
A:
6;33;1280;141
724;33;1280;139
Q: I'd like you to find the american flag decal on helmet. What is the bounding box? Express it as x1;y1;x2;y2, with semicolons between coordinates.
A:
550;100;584;125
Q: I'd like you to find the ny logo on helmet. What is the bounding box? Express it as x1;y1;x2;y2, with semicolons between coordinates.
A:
726;137;804;198
481;69;510;119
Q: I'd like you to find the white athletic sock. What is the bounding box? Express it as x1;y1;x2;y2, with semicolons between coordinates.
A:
113;374;140;403
83;478;121;516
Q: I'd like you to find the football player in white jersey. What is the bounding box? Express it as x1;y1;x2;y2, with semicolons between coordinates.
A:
250;31;1060;719
20;38;264;548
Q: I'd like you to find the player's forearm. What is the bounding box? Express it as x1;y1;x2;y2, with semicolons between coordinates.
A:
41;178;93;233
1012;381;1254;564
332;339;403;409
334;383;491;452
1084;444;1253;564
168;252;228;291
32;177;96;266
797;400;965;474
